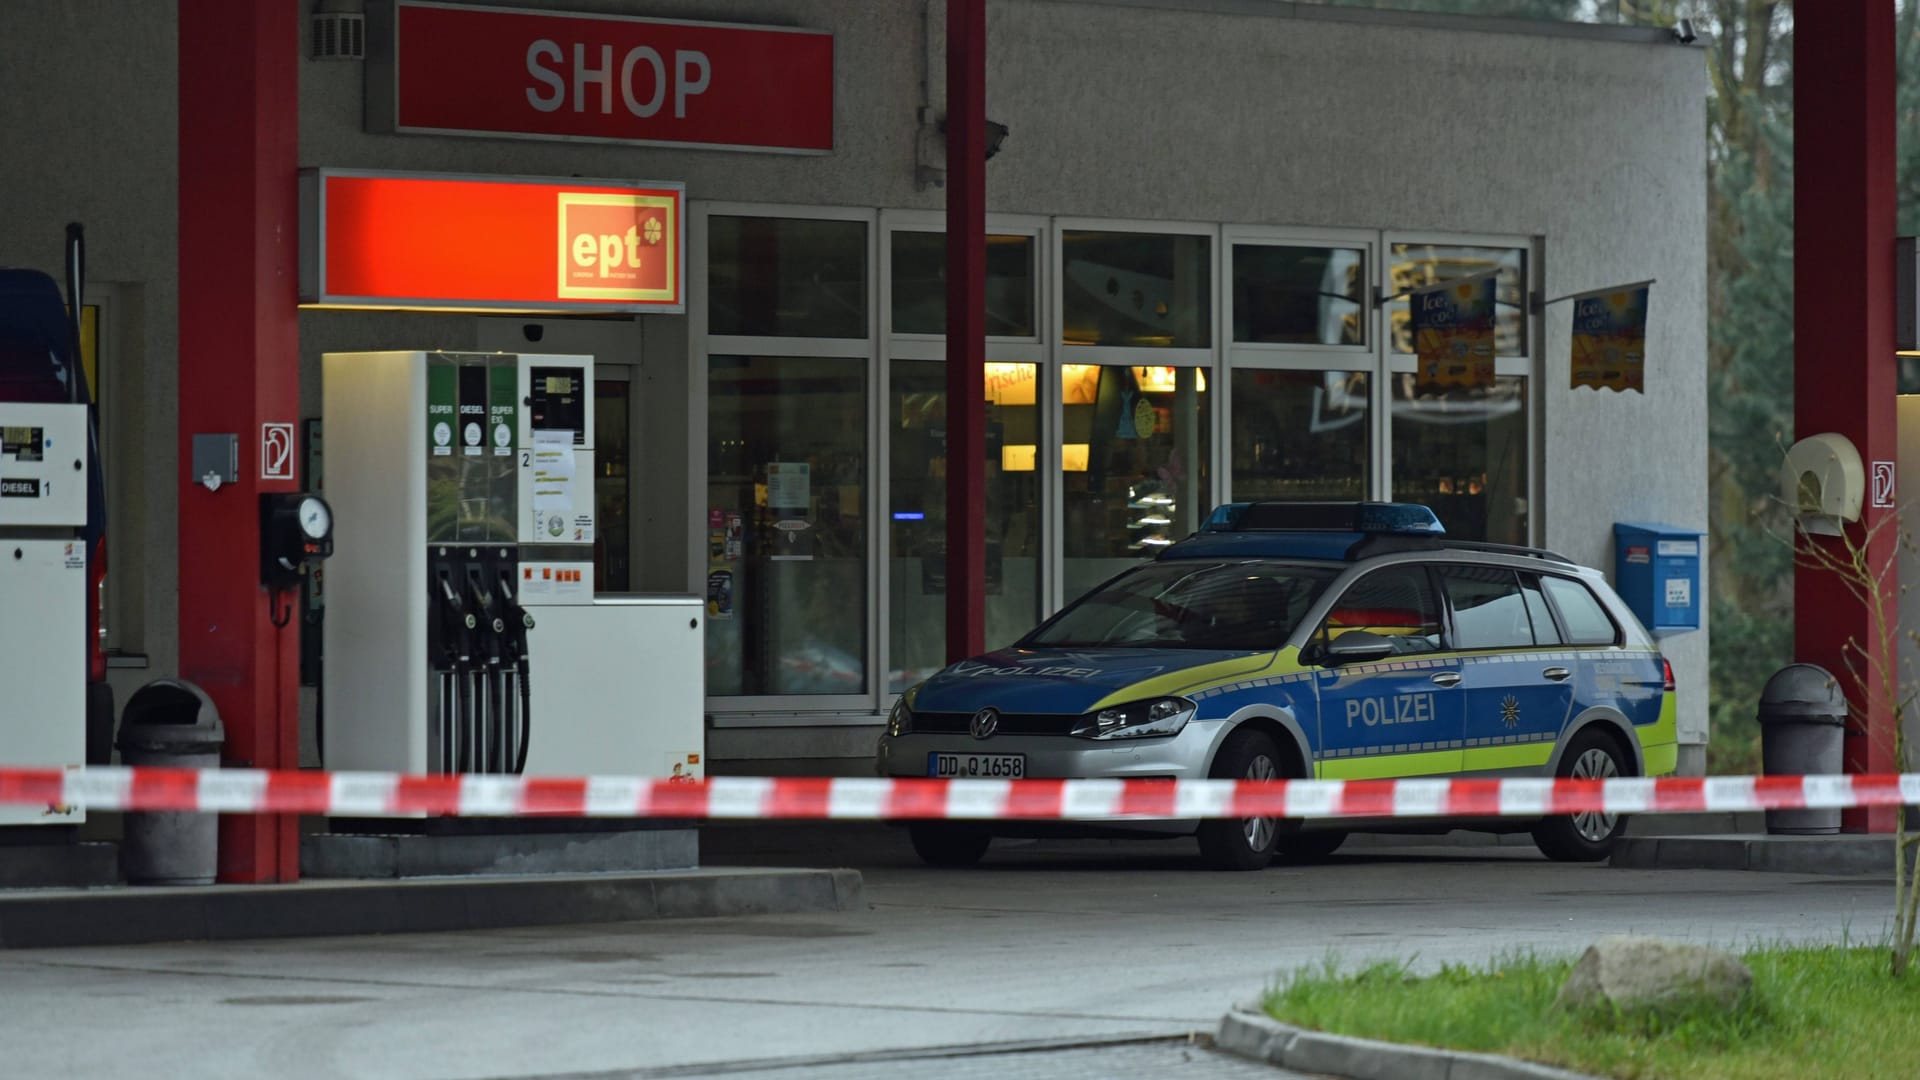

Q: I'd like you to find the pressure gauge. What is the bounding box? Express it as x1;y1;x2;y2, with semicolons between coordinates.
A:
298;495;331;540
259;491;334;589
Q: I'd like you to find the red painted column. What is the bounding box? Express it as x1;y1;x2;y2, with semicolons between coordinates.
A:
178;0;303;879
944;0;986;662
1793;2;1898;833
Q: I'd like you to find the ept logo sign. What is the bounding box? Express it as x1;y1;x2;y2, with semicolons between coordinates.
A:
556;192;678;302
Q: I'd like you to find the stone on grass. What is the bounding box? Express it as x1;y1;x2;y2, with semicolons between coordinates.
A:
1555;936;1753;1013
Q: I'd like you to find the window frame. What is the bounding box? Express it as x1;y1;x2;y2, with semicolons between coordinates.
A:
1537;571;1624;648
1376;230;1541;544
1434;563;1541;653
1223;225;1378;365
692;201;883;724
1307;562;1447;664
878;211;1051;708
1050;217;1223;615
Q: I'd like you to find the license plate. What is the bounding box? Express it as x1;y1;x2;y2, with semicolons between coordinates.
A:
928;752;1027;779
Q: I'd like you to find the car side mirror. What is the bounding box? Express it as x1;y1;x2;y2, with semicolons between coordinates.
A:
1322;630;1396;665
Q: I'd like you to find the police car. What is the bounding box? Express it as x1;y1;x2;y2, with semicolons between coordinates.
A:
878;502;1678;870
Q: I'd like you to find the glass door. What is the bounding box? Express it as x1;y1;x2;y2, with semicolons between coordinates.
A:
594;364;631;593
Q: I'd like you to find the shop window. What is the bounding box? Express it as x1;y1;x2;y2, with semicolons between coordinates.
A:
1061;363;1210;603
708;216;868;339
887;360;1042;691
1232;244;1367;345
1062;231;1211;348
1230;369;1369;502
705;355;868;696
1389;374;1528;545
1386;243;1528;357
889;232;1036;337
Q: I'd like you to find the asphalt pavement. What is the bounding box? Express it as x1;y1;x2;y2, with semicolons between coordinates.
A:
0;829;1895;1079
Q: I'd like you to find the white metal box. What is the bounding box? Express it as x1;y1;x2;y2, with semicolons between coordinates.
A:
0;539;86;824
0;402;89;527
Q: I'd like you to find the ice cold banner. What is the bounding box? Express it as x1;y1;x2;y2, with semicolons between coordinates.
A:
1410;271;1497;389
1570;282;1651;394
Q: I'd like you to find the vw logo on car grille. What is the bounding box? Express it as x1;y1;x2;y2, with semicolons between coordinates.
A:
969;707;1000;740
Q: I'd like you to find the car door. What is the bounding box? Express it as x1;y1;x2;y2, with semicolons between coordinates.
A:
1309;563;1465;778
1435;564;1572;775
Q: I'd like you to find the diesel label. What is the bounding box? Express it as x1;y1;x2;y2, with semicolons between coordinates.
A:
0;477;40;497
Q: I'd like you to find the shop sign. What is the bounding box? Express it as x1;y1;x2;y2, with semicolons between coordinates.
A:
299;169;684;313
367;1;833;154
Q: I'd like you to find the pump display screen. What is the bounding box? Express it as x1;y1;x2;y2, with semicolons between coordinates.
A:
528;367;586;445
3;426;45;462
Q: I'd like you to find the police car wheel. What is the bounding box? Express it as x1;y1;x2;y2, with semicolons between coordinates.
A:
1197;729;1285;871
1531;729;1632;862
909;823;991;867
1274;830;1347;863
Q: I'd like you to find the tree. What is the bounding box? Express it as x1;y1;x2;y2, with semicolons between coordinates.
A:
1776;509;1920;976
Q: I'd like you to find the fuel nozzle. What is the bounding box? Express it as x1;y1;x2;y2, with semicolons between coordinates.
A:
435;571;473;666
496;567;533;664
466;566;504;665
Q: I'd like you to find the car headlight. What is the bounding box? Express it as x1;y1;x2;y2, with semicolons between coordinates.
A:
887;695;913;737
1071;696;1195;740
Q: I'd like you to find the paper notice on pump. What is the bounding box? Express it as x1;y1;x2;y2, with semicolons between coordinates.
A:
531;430;576;513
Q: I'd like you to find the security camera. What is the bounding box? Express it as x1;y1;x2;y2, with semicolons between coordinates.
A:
936;116;1012;161
1672;18;1697;45
985;121;1009;161
522;323;544;343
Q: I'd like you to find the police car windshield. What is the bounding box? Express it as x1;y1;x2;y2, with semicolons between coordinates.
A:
1026;561;1340;651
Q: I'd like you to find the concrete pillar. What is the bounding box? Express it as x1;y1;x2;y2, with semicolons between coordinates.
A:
177;0;303;879
1793;1;1898;832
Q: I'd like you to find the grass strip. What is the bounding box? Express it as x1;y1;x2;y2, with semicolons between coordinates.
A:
1264;945;1920;1080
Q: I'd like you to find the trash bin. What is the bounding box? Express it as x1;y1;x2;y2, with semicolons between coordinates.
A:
1756;664;1848;835
117;679;224;885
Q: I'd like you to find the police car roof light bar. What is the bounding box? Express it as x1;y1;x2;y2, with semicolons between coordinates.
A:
1202;502;1445;536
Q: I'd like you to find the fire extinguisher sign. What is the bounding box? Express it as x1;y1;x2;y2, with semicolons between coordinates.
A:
262;422;295;481
1871;460;1896;509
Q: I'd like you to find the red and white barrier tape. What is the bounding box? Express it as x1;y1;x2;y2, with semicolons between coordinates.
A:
2;767;1918;820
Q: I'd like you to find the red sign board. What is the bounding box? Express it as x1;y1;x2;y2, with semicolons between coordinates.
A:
370;1;833;153
300;170;684;313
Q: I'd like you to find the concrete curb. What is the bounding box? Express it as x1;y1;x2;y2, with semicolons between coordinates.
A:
1610;833;1905;875
1214;1009;1602;1080
0;867;865;949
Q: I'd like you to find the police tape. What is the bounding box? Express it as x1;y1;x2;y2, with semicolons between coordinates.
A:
2;766;1918;820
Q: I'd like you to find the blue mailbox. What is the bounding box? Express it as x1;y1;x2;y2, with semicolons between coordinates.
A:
1612;523;1702;634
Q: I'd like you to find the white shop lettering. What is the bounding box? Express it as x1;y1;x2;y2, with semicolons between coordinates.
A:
1345;693;1435;728
526;40;710;119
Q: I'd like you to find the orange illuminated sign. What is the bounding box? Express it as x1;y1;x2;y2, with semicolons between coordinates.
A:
299;169;684;313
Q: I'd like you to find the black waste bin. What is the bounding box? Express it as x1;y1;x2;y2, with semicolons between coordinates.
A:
1757;664;1847;835
117;679;224;884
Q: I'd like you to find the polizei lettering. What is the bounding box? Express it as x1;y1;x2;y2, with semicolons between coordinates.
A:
1345;693;1435;728
947;660;1101;679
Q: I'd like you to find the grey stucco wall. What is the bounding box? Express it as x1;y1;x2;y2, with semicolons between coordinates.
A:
0;1;180;705
5;0;1709;760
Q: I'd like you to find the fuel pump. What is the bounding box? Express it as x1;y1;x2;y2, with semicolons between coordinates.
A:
0;398;90;826
321;350;703;787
